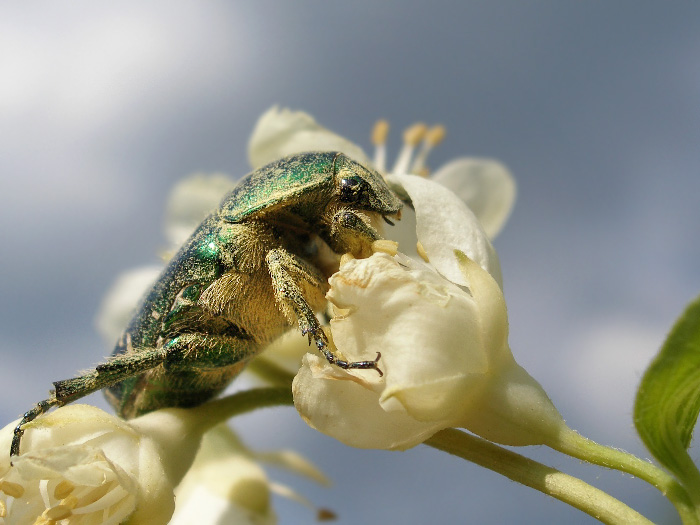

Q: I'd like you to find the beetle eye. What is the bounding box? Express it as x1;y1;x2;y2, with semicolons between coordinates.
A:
339;176;365;202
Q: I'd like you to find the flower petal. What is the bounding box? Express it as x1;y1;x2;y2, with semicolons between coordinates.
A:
95;265;162;346
432;158;516;239
0;405;176;525
165;173;237;247
293;354;442;450
458;360;565;446
388;173;503;288
248;106;370;169
172;425;275;525
328;254;496;423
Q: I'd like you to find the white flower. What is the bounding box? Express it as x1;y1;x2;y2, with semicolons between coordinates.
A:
248;106;370;170
171;425;330;525
164;173;237;248
293;175;564;451
247;106;516;239
0;404;209;524
172;425;276;525
96;266;163;346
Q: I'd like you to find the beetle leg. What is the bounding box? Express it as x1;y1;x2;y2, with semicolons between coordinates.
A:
10;346;169;457
266;248;382;376
162;332;258;372
266;248;326;335
318;348;383;377
52;347;168;405
11;398;59;458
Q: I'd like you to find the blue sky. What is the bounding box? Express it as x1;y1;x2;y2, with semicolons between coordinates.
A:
1;2;699;523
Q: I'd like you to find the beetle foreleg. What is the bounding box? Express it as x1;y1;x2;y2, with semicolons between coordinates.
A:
266;248;383;376
331;210;380;258
266;248;326;333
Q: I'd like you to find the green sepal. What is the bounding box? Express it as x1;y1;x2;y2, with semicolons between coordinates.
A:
634;293;700;492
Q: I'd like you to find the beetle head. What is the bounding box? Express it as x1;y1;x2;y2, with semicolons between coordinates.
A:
333;153;403;217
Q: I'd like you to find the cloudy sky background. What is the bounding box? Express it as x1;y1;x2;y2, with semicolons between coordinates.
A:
2;2;699;523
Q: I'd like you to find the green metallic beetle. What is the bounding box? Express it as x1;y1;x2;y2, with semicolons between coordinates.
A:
11;151;403;457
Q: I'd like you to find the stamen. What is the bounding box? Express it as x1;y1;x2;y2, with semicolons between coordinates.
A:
0;499;6;518
318;508;338;521
371;120;390;173
339;253;355;267
53;480;75;500
42;504;73;521
392;122;427;174
426;124;446;146
403;123;428;146
59;494;78;510
416;241;430;262
39;479;50;509
372;240;399;256
411;124;446;174
76;483;111;507
371;120;390;145
0;480;25;498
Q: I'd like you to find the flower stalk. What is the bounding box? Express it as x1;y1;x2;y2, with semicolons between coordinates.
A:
548;427;700;524
426;428;655;525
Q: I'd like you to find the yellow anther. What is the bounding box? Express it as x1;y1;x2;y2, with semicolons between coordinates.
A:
42;504;73;521
372;240;399;256
416;241;430;262
318;508;338;521
371;119;390;145
416;167;431;178
403;123;428;146
0;480;25;498
339;253;355;267
426;124;446;146
33;516;53;525
0;499;6;518
53;480;75;500
59;494;78;509
77;483;110;507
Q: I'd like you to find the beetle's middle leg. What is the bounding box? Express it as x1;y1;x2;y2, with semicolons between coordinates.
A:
265;247;383;376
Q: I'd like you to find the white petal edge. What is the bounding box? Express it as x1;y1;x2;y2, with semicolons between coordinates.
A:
165;173;237;247
248;106;370;169
431;158;516;239
389;173;503;288
293;354;446;450
95;265;163;346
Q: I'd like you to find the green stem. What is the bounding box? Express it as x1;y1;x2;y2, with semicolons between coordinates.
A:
664;446;700;511
549;427;699;525
426;428;655;525
246;358;297;386
678;456;700;510
196;387;294;433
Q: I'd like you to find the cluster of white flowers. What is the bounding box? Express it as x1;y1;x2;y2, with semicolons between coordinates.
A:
0;106;564;524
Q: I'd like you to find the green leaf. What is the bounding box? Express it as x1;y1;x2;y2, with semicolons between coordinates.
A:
634;293;700;495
